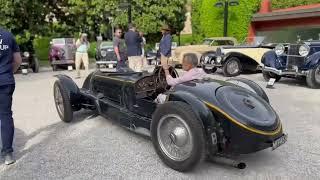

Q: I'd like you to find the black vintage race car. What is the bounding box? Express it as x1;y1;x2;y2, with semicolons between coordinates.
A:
262;40;320;88
53;66;287;172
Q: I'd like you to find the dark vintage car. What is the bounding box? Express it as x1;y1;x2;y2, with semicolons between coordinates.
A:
53;66;287;172
262;40;320;88
49;38;76;71
18;41;40;74
201;37;276;77
95;41;117;69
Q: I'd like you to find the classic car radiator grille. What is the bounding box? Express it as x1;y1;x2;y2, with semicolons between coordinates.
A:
286;44;305;69
102;49;117;61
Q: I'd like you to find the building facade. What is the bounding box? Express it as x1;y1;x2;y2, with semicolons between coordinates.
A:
249;0;320;43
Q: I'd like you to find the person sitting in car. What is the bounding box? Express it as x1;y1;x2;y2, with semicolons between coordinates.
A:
156;53;206;103
163;53;206;86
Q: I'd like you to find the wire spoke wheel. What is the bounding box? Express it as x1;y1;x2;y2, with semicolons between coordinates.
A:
157;114;193;161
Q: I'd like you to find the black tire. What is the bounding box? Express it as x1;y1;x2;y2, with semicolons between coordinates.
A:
151;101;205;172
306;65;320;89
202;65;217;74
222;57;242;77
53;80;73;122
262;70;281;82
32;57;40;73
226;77;269;103
52;64;57;71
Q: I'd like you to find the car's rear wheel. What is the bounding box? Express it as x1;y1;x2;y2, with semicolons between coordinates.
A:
306;65;320;89
262;70;281;82
223;57;241;77
32;57;40;73
151;101;205;172
226;77;269;103
53;80;73;122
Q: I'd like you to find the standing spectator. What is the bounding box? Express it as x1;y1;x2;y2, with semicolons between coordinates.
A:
113;27;127;71
139;31;148;68
0;27;22;165
75;33;90;79
159;24;172;67
124;23;143;72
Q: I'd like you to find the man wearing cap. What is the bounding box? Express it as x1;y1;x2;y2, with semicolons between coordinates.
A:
0;27;22;165
124;23;143;72
159;25;172;67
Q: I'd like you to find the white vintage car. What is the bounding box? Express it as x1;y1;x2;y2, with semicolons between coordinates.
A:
169;37;238;66
201;36;276;77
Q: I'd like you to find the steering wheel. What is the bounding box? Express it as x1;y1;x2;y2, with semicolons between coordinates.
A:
156;65;179;90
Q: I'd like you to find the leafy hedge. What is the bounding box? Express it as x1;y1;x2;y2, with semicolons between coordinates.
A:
33;37;51;61
192;0;260;42
272;0;320;9
173;34;194;45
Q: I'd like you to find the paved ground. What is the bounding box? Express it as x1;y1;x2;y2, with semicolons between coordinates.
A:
0;66;319;180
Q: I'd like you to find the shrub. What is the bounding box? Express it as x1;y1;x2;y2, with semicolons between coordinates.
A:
33;37;51;61
88;42;96;59
173;34;194;45
272;0;320;9
196;0;260;42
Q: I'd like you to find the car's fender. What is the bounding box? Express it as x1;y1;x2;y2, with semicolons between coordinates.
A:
261;50;283;69
223;48;271;66
305;51;320;68
167;91;216;128
54;74;81;105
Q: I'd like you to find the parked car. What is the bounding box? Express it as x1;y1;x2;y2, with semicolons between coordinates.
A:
53;66;287;172
262;40;320;88
95;41;117;69
171;37;238;66
201;36;276;76
49;38;76;71
18;41;39;74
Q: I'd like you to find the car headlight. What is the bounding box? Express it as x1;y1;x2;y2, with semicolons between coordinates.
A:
204;56;210;63
23;52;30;57
275;44;285;56
101;50;107;57
299;44;310;57
216;56;222;63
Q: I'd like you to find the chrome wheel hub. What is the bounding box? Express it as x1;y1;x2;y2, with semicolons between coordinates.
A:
227;61;239;74
169;127;188;147
157;114;193;161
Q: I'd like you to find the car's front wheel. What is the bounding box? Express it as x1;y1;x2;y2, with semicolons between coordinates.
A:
151;101;205;172
32;57;40;73
202;65;217;74
223;57;242;77
306;65;320;89
262;70;281;82
53;80;73;122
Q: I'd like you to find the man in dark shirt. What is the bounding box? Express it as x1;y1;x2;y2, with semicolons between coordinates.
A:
0;27;22;165
159;24;172;67
124;24;143;72
113;27;127;71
